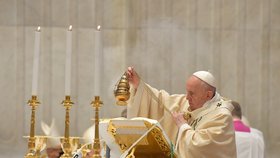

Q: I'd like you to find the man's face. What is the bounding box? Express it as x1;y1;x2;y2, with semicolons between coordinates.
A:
186;76;209;111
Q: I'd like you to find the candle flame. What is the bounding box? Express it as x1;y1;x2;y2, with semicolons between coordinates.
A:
68;25;73;31
97;25;101;31
36;26;41;32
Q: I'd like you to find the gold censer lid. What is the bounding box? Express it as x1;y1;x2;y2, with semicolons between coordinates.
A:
114;73;130;106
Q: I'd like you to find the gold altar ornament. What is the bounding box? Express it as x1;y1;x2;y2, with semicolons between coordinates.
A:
60;137;80;157
25;95;44;158
114;73;130;106
24;135;47;158
90;96;103;158
60;95;78;158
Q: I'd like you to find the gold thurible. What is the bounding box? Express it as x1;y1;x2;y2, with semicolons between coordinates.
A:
114;72;130;106
90;96;103;158
25;95;40;158
60;96;74;158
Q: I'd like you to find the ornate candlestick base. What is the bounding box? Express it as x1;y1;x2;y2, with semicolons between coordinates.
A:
60;138;72;158
25;136;37;158
60;137;80;158
81;144;93;158
24;136;47;158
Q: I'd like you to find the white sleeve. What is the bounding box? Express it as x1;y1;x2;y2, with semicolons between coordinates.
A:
175;123;191;150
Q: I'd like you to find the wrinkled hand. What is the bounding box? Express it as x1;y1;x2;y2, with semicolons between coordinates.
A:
172;111;187;128
126;67;140;89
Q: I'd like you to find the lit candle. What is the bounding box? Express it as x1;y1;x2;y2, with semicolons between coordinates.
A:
65;25;72;96
94;25;102;96
31;26;41;96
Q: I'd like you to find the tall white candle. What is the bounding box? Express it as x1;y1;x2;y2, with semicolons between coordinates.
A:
94;25;102;96
65;25;72;96
31;26;41;96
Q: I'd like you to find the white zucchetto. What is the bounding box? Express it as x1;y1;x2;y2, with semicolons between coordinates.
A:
193;71;216;88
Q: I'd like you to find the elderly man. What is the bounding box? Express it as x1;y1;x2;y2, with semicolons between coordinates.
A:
126;67;236;158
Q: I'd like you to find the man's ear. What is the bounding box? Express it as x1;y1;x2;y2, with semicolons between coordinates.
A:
206;90;214;99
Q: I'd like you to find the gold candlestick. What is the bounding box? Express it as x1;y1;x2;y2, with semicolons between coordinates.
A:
90;96;103;158
25;95;40;158
60;96;74;158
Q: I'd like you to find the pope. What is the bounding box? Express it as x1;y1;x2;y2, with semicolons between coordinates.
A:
126;67;237;158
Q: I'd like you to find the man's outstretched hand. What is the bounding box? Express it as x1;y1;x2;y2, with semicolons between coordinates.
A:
126;67;140;89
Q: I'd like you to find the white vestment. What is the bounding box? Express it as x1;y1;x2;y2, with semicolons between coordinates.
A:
235;128;265;158
127;80;237;158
